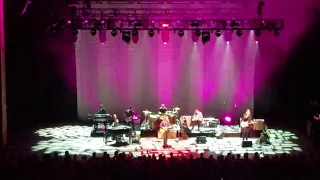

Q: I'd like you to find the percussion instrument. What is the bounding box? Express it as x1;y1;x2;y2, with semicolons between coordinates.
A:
166;111;173;115
173;107;180;111
143;110;152;114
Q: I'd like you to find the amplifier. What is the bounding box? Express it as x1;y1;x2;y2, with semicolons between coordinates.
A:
208;121;218;128
242;141;253;147
196;136;207;144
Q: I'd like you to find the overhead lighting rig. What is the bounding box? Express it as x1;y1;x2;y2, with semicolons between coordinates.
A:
76;8;245;20
49;2;284;41
74;19;284;31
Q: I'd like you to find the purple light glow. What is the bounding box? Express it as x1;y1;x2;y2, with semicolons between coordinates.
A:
74;0;306;120
256;41;258;44
75;30;258;119
225;116;232;122
226;41;230;44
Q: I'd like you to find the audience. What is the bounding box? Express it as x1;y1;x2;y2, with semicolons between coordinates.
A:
0;151;320;180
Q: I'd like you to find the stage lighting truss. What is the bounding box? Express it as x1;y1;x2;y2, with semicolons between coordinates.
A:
75;18;284;31
57;2;283;35
76;8;246;20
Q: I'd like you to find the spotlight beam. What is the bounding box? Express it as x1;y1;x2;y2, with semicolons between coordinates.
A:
20;0;32;16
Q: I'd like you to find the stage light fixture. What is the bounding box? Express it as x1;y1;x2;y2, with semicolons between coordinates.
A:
195;29;201;36
236;30;242;37
177;30;184;37
201;31;210;44
122;31;131;43
90;27;97;36
148;30;154;37
224;116;232;122
273;29;280;36
132;29;138;36
72;29;78;36
111;30;117;37
215;30;222;37
254;29;262;36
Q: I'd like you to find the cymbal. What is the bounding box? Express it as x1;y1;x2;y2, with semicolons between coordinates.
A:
143;110;152;114
173;107;180;110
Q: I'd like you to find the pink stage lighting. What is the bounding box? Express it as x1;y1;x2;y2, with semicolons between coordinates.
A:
224;116;231;122
164;42;167;44
132;115;138;120
226;41;230;44
162;23;169;27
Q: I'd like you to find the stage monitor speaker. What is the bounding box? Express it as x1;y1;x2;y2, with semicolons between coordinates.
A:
216;132;224;139
242;141;253;147
196;136;207;144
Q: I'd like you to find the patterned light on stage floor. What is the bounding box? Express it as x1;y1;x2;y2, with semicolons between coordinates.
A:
30;125;307;157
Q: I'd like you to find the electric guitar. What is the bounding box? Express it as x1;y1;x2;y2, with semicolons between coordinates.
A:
159;126;172;134
240;121;256;128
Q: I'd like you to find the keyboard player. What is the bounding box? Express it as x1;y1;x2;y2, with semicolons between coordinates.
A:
96;104;106;114
111;114;120;127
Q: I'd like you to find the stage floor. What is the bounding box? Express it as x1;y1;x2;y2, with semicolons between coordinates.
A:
28;125;314;158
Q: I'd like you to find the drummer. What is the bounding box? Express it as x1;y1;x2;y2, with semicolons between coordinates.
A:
159;104;167;114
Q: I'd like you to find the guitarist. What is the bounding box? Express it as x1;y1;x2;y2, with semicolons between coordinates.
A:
160;115;171;148
124;106;135;131
241;109;253;141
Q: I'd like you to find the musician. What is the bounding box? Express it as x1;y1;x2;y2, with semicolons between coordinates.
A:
111;114;119;127
159;104;167;114
180;118;190;139
160;115;171;148
241;109;252;141
191;110;203;130
125;106;135;131
96;104;106;114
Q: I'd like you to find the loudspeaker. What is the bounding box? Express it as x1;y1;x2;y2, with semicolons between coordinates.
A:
215;132;224;139
242;141;253;147
196;136;207;144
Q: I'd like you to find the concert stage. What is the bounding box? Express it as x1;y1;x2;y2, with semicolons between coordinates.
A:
140;125;250;138
27;124;314;158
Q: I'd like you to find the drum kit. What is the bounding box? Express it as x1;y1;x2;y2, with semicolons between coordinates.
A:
142;107;180;130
